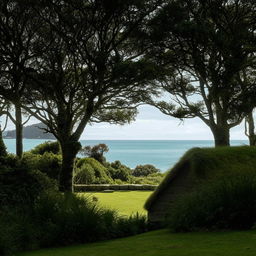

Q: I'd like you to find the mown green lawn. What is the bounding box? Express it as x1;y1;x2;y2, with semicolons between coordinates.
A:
19;229;256;256
79;191;152;216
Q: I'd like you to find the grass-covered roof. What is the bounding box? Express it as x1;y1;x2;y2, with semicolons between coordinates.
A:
145;146;256;210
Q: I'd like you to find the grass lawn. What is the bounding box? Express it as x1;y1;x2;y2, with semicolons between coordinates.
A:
18;229;256;256
79;191;152;216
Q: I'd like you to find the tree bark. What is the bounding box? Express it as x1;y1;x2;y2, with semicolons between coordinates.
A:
15;104;23;158
211;125;230;147
0;126;7;157
59;139;82;192
245;112;256;146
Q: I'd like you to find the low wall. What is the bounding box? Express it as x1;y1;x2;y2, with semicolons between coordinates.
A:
74;184;157;192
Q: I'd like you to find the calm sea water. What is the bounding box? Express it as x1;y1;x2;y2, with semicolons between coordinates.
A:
4;139;248;172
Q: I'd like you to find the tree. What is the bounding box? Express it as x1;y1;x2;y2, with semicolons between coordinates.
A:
0;97;9;157
132;164;160;177
80;144;109;164
0;0;43;157
245;110;256;146
22;0;162;192
142;0;256;146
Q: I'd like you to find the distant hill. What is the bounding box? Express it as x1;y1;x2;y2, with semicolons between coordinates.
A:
3;123;55;139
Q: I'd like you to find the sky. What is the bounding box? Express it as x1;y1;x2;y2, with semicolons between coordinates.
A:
2;104;248;141
82;105;248;140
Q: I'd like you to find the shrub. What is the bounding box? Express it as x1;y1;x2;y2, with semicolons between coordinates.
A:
74;158;112;184
73;163;95;184
0;192;148;255
168;173;256;231
30;141;60;155
33;192;147;246
131;172;165;185
132;164;160;177
106;161;132;182
23;152;62;180
32;192;117;246
0;152;20;166
0;167;57;210
114;213;147;237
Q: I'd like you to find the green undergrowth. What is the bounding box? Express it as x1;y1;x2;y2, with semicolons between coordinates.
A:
18;229;256;256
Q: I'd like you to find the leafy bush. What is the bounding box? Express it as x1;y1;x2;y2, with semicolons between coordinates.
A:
73;163;95;184
114;213;147;237
0;191;148;255
107;161;132;182
168;173;256;231
0;167;57;210
23;152;62;180
132;164;160;177
30;141;60;155
131;172;165;185
74;158;113;184
0;154;20;173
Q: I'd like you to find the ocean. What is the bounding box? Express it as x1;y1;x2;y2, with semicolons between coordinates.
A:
4;139;248;172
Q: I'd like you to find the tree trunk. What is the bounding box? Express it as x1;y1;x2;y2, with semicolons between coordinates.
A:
211;125;230;147
15;104;23;158
59;139;82;192
245;112;256;146
0;126;7;157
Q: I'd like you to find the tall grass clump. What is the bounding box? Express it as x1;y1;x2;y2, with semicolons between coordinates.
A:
0;192;148;255
168;172;256;231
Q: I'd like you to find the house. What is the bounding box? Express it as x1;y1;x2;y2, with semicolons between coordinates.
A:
144;146;256;228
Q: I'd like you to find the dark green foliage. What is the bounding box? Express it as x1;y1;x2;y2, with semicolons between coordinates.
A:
29;141;60;155
107;161;132;182
74;158;113;184
132;164;160;177
0;192;148;255
0;167;57;210
131;172;165;185
80;144;109;164
114;213;147;238
23;152;62;180
32;192;117;246
74;158;163;185
0;154;19;170
73;163;95;184
168;173;256;231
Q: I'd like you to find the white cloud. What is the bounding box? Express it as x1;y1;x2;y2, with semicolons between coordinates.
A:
1;105;248;141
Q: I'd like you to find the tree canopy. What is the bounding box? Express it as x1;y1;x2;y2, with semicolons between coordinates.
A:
141;0;256;146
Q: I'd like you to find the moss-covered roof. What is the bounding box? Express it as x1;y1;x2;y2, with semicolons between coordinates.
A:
145;146;256;210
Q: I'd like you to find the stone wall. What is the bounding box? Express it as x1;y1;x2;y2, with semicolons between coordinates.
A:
74;184;157;192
